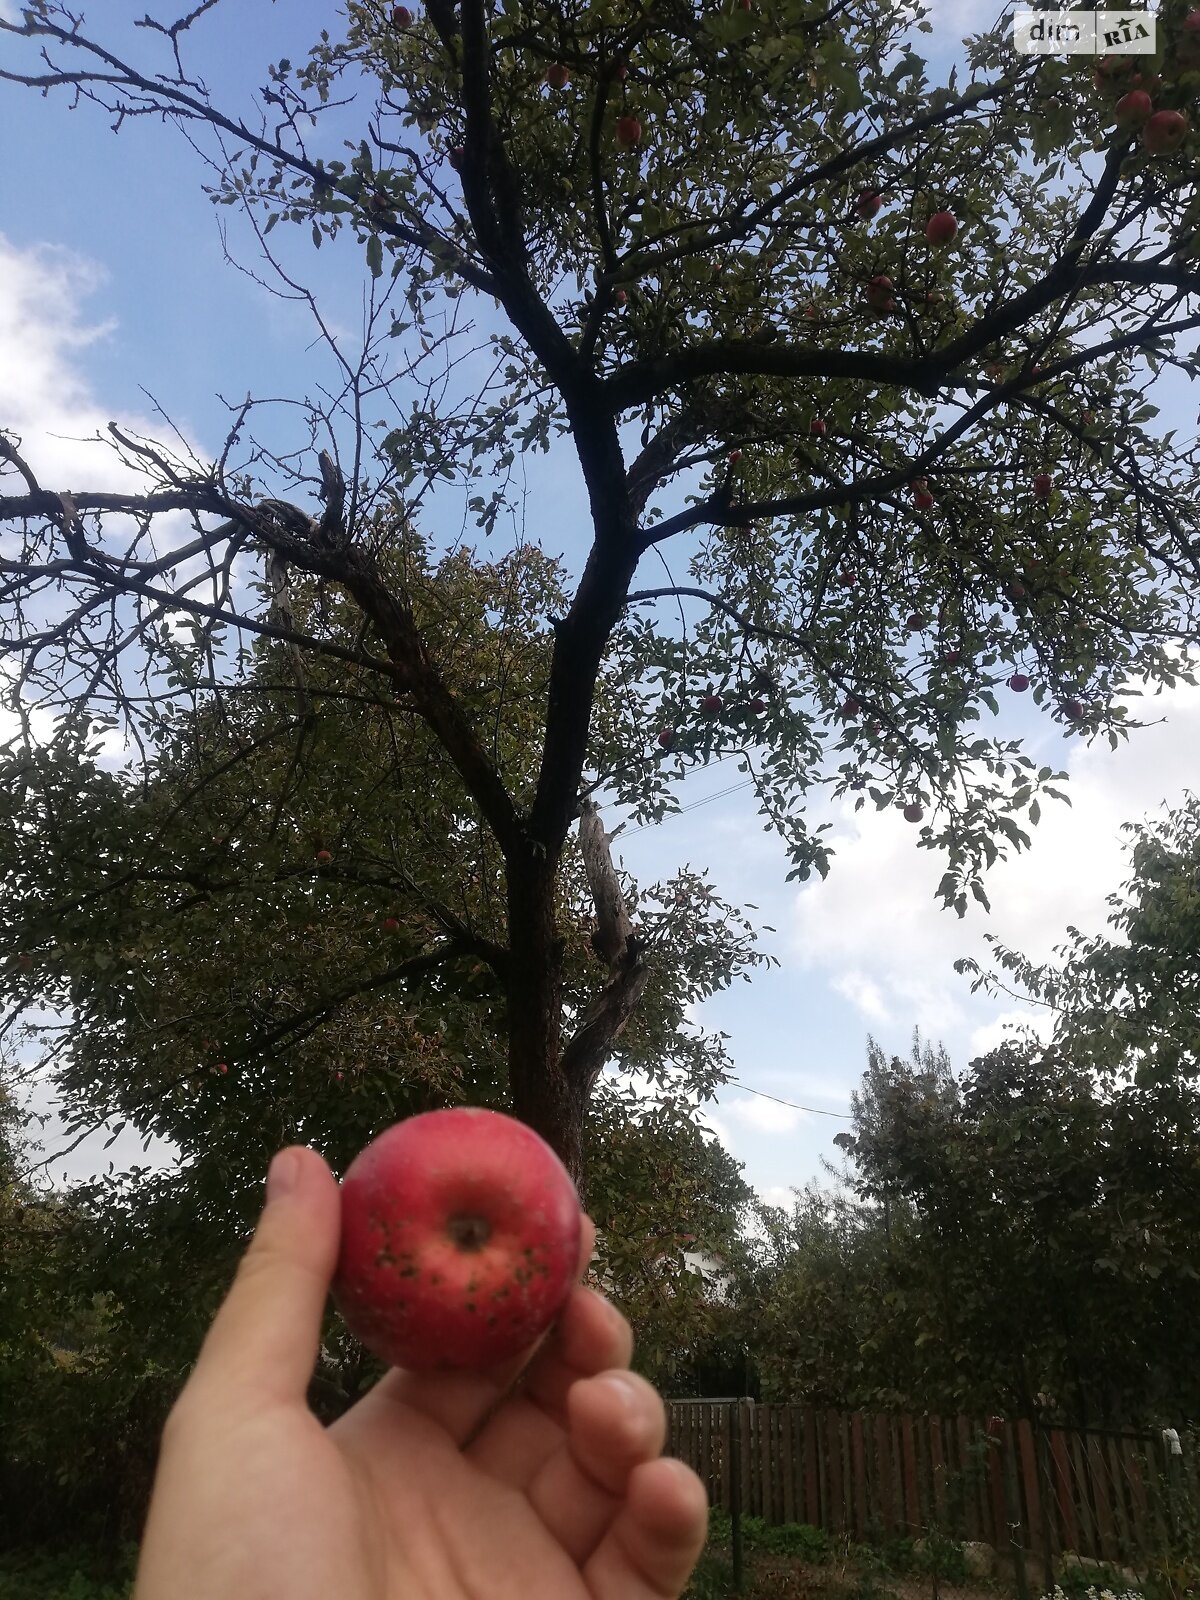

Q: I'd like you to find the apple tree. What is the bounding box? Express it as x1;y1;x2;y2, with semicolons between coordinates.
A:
2;0;1200;1180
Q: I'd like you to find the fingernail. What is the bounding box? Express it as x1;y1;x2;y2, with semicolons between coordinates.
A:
266;1148;301;1202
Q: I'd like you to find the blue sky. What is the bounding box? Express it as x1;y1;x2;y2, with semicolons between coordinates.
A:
3;0;1198;1211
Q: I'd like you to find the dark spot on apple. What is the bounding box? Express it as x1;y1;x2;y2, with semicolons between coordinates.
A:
487;1314;498;1328
465;1301;477;1313
493;1285;511;1299
446;1213;491;1250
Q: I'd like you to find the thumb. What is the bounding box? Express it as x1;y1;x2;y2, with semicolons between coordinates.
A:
188;1146;342;1408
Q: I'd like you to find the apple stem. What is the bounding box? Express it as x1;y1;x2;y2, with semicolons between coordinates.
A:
458;1318;561;1452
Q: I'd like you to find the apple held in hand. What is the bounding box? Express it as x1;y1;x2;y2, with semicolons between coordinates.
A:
334;1108;582;1370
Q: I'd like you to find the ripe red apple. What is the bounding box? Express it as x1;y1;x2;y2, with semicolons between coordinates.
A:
911;479;935;511
841;696;861;717
700;693;723;716
749;697;767;714
316;848;333;863
925;210;958;246
448;145;464;170
865;274;895;313
902;802;924;824
856;190;883;220
1008;672;1030;692
905;612;923;631
544;62;570;89
1142;110;1188;154
391;5;413;25
1032;471;1053;499
657;728;674;748
335;1071;345;1082
333;1108;582;1370
809;417;827;436
1062;697;1086;721
1005;581;1027;601
1181;9;1200;62
728;448;742;465
382;916;401;934
615;288;627;305
1115;89;1153;128
838;569;858;587
942;650;962;666
615;115;642;149
214;1062;229;1076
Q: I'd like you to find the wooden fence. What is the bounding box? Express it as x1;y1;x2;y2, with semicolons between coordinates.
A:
667;1402;1197;1569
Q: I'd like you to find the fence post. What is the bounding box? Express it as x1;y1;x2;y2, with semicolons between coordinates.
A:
730;1400;745;1594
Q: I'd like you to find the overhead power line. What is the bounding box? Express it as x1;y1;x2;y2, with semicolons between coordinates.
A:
723;1077;853;1120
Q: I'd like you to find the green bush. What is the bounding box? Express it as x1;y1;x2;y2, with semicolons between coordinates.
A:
0;1546;135;1600
915;1531;968;1584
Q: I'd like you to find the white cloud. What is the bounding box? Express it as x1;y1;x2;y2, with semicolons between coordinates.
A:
789;679;1200;1041
725;1094;807;1135
967;1007;1055;1061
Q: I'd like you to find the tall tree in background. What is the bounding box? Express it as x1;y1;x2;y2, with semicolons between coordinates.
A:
3;0;1200;1177
958;789;1200;1084
744;1015;1200;1421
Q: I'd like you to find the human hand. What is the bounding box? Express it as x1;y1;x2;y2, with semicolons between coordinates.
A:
133;1145;708;1600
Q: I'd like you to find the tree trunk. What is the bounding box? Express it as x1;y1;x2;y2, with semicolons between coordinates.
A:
505;849;584;1186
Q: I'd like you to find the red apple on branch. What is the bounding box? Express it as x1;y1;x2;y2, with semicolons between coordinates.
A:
749;698;767;714
855;190;883;220
316;849;333;863
809;418;827;436
1062;698;1086;721
841;697;861;717
391;5;413;26
657;728;674;748
902;802;924;824
382;916;401;934
727;448;742;465
1142;110;1188;153
333;1108;582;1370
615;115;642;149
1115;89;1154;128
925;210;958;246
1181;9;1200;62
447;146;464;170
864;274;896;313
700;693;724;717
1008;672;1030;693
544;62;570;88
